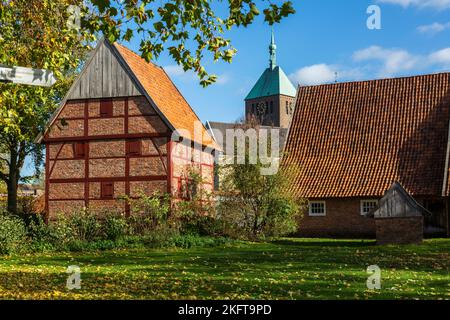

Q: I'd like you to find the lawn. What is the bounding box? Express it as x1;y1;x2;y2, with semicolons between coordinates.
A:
0;238;448;300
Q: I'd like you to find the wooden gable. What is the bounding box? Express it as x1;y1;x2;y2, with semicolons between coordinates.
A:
67;40;142;100
37;39;217;150
371;182;431;218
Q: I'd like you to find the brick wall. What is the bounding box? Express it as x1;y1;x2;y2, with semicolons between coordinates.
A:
171;140;215;199
297;198;376;238
375;216;423;244
245;94;296;128
45;96;171;218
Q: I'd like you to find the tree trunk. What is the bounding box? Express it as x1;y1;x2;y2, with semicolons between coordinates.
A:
253;211;259;236
7;147;18;215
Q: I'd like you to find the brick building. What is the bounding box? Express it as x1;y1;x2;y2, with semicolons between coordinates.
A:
37;39;216;219
282;73;450;238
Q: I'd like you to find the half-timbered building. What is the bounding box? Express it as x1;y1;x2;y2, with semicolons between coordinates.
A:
37;39;216;219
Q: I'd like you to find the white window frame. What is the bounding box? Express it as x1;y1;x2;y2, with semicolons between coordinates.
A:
360;200;378;215
308;201;326;216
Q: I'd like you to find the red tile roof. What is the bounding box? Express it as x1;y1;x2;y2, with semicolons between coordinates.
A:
114;43;216;148
282;73;450;198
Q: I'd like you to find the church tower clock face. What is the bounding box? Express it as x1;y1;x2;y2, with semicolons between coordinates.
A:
256;102;267;115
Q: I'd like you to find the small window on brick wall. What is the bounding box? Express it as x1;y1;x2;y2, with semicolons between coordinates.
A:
127;140;142;156
101;182;114;199
100;100;113;118
73;142;86;158
360;200;378;216
309;201;326;216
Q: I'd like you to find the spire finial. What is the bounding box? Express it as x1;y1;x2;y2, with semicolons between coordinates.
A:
269;28;277;70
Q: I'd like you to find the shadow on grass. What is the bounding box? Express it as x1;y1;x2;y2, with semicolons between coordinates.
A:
270;239;376;248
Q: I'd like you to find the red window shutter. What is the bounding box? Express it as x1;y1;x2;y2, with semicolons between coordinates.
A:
100;100;113;117
73;142;85;158
127;140;141;156
101;182;114;199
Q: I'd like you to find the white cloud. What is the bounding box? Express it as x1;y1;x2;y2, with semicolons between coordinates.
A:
215;74;230;85
353;46;450;75
353;46;420;77
289;64;363;86
164;64;187;77
417;22;450;34
163;64;195;78
429;48;450;66
378;0;450;10
289;64;336;85
378;0;414;7
164;64;230;85
290;46;450;87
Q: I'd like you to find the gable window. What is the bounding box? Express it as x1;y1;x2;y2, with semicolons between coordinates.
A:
360;200;378;215
309;201;326;216
127;140;142;156
73;142;86;159
286;101;289;114
101;182;114;199
100;100;113;118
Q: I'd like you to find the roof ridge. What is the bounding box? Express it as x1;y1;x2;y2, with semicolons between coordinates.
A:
298;71;450;89
114;42;206;127
113;42;163;69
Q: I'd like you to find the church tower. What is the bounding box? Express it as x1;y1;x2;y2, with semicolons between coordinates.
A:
245;30;297;128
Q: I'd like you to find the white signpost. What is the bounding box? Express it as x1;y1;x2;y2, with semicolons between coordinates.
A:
0;65;56;87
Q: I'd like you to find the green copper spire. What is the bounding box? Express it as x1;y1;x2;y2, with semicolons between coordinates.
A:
245;28;296;101
269;29;277;70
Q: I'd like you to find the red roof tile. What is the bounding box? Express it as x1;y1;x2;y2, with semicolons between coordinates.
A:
282;73;450;198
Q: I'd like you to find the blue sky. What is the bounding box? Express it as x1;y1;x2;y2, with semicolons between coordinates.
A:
22;0;450;176
147;0;450;124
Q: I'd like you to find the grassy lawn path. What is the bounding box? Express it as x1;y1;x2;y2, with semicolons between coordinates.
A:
0;238;448;300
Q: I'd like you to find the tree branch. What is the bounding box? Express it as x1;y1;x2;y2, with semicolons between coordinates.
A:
0;171;9;183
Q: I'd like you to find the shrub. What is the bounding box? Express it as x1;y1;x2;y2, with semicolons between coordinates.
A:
217;123;306;240
262;197;303;237
172;170;219;236
49;214;76;247
0;213;29;254
126;192;171;235
169;234;230;249
68;209;102;241
18;195;44;217
28;215;58;252
139;224;180;247
47;209;103;248
0;188;238;254
103;213;129;240
174;201;223;236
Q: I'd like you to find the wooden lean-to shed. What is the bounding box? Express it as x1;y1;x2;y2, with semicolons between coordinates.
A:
36;39;217;220
369;182;431;244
